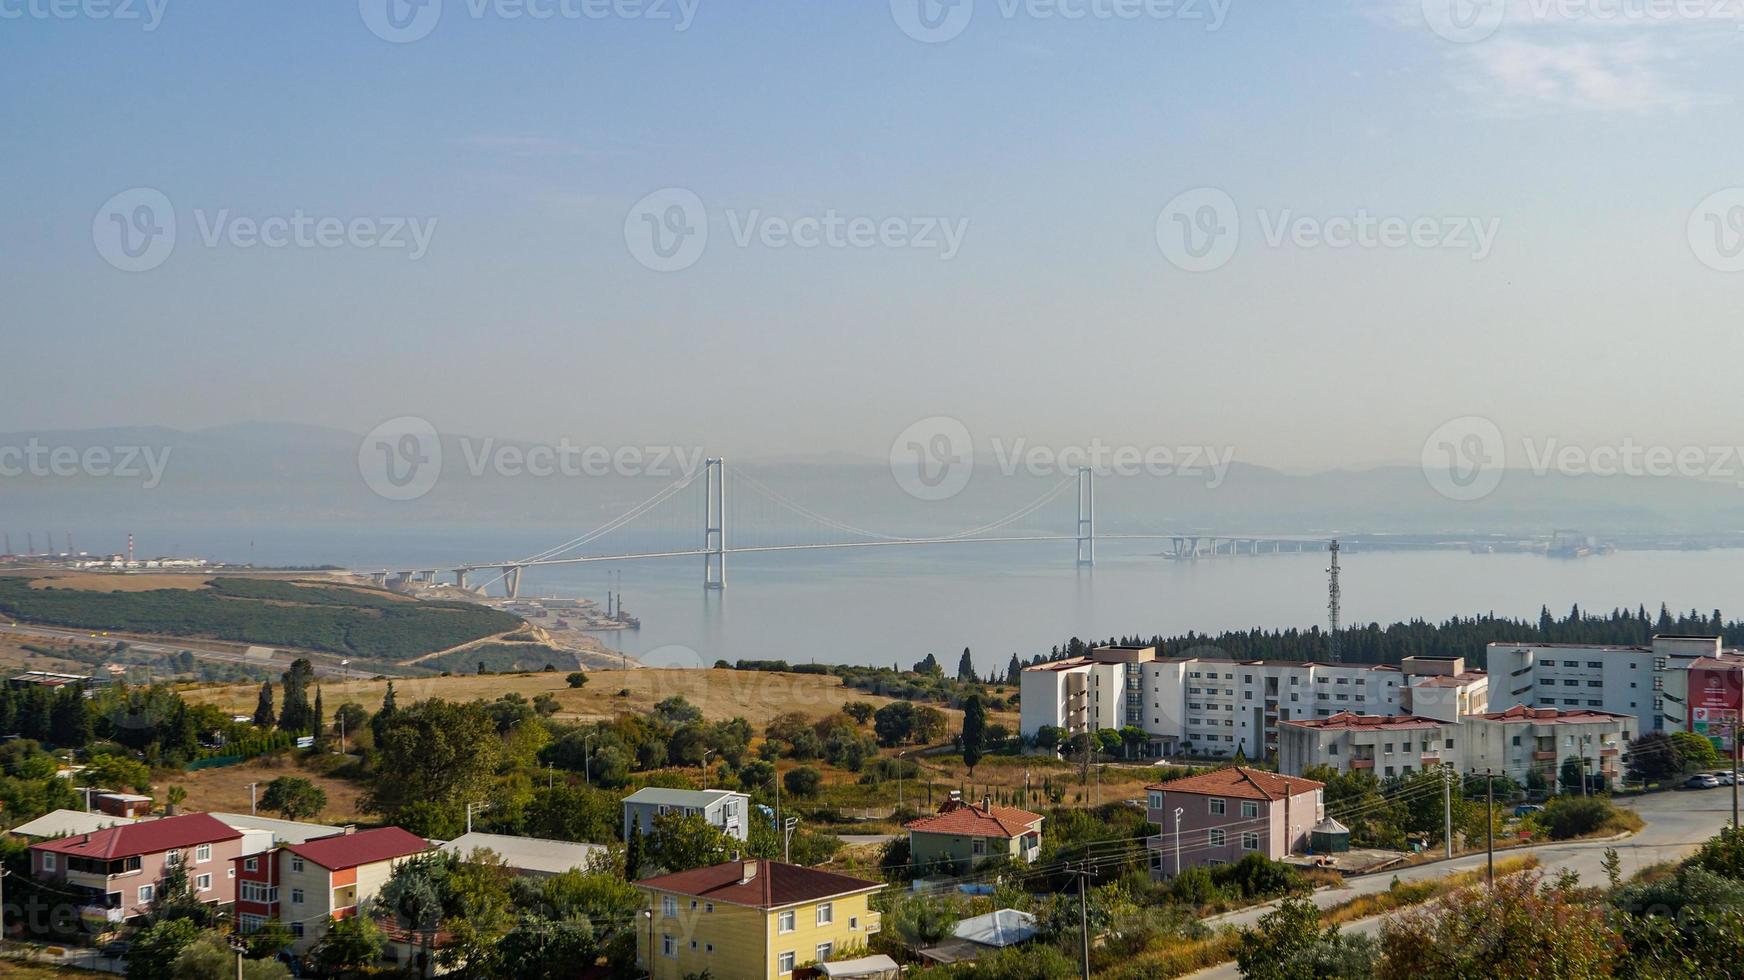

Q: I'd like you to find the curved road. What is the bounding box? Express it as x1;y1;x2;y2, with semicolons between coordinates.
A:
1184;785;1738;979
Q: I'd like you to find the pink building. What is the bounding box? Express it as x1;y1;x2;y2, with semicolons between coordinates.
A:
1144;766;1324;878
30;813;246;925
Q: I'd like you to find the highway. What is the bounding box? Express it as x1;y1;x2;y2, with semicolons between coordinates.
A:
1184;784;1739;979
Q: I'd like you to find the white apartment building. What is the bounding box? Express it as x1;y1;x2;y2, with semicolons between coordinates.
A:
1487;634;1736;734
1278;705;1635;789
1021;648;1486;761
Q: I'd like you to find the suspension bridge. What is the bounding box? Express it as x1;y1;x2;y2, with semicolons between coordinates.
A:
368;460;1329;597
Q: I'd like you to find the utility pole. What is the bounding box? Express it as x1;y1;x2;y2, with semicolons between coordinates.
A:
1443;765;1454;860
1485;770;1495;888
248;782;258;816
783;817;797;864
1173;808;1184;878
1074;862;1092;980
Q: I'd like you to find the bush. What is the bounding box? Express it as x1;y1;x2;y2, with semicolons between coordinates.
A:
566;671;588;688
783;765;822;797
1540;795;1618;839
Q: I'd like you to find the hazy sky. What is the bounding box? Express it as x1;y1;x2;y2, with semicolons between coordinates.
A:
4;0;1743;469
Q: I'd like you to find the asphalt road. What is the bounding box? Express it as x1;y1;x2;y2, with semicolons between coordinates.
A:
1183;785;1739;979
0;622;378;679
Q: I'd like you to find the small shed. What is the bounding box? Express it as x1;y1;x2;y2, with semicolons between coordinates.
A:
1311;816;1351;854
816;954;901;979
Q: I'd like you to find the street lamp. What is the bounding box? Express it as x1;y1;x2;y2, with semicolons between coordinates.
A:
701;749;716;790
642;907;653;979
583;732;597;786
1173;807;1184;878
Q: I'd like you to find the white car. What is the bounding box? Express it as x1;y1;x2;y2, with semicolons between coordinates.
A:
1688;774;1722;789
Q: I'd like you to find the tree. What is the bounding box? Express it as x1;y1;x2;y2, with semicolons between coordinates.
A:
125;917;202;980
1236;896;1377;980
1626;732;1685;784
149;857;212;926
784;765;822;797
842;701;874;725
171;932;290;980
49;687;92;747
371;681;398;746
913;705;947;743
626;814;645;880
883;892;962;947
1672;730;1721;770
311;686;328;751
645;812;731;874
956;647;975;682
1006;653;1022;685
1378;871;1623;979
364;698;503;821
566;671;588;688
523;784;618;844
497;915;601;979
961;695;988;775
913;653;942;676
260;776;327;821
240;920;295;960
738;759;775;793
277;658;314;732
165;785;187;816
1603;847;1622;889
334;701;368;745
252;680;275;728
1541;795;1618;839
873;701;916;746
1034;725;1063;751
1559;755;1589;794
310;915;386;975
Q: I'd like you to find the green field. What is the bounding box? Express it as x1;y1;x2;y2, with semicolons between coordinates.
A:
0;577;521;662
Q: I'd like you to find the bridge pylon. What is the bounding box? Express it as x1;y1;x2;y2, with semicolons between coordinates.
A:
704;457;726;590
1076;467;1095;566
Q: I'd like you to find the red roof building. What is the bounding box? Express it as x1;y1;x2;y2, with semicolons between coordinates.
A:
1144;767;1325;877
905;796;1044;868
234;826;429;957
30;813;247;924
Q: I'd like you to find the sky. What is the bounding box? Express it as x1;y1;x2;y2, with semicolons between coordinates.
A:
4;0;1744;471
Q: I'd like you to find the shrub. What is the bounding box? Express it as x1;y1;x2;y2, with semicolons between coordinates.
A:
1540;795;1618;840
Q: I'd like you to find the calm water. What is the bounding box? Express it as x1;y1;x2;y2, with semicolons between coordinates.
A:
80;525;1744;675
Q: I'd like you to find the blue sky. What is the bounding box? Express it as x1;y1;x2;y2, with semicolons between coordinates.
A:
3;0;1743;469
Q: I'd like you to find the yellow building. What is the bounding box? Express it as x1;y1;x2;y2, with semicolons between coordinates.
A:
634;858;884;980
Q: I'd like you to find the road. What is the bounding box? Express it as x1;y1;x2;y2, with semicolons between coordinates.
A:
0;622;379;680
1183;785;1739;979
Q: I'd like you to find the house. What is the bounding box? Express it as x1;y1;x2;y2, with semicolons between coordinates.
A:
634;857;882;980
437;831;607;877
95;793;152;819
29;812;246;925
207;812;346;847
8;808;135;842
1144;766;1324;878
903;794;1043;871
622;787;751;842
233;826;429;953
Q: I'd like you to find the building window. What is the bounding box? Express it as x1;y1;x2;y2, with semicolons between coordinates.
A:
291;923;304;939
291;888;304;905
817;902;834;926
779;910;796;933
239;914;265;933
1209;829;1226;846
164;850;181;867
41;854;54;872
138;884;155;903
778;951;797;974
1240;801;1258;818
817;942;834;962
705;903;713;913
850;916;859;930
662;934;677;957
663;897;678;917
195;874;212;892
1241;832;1259;851
244;857;258;872
1208;799;1226;815
195;844;212;863
291;857;304;873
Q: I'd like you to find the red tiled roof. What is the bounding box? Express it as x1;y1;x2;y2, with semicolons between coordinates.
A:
1476;705;1631;725
1022;657;1092;672
1282;712;1449;731
904;800;1043;838
1147;766;1323;800
635;859;880;909
31;812;241;860
284;827;428;870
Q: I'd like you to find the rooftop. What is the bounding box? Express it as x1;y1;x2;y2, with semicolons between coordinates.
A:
904;799;1044;838
1281;711;1451;731
635;859;881;910
1406;671;1488;688
8;809;135;839
283;826;428;870
621;787;747;807
437;831;607;875
1147;766;1324;801
1475;705;1633;725
208;813;345;845
31;812;240;860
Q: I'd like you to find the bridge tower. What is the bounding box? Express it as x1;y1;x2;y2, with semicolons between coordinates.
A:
704;457;726;590
503;565;523;599
1075;467;1095;566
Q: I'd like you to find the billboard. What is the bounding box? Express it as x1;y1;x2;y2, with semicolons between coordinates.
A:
1689;665;1744;752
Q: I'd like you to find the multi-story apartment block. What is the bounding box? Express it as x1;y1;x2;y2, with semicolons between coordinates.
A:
1462;705;1635;789
30;813;245;925
233;826;429;954
1022;646;1486;762
1277;712;1462;780
1143;767;1324;878
1487;634;1739;733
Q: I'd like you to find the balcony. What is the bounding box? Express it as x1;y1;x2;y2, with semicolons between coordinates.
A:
862;912;882;936
1350;759;1375;769
1600;747;1619;757
78;905;124;928
1533;751;1557;761
64;869;114;891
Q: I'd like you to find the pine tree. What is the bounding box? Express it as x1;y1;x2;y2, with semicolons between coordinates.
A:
1006;654;1021;685
961;695;987;776
372;682;398;746
278;659;314;732
253;681;275;728
626;815;644;880
49;687;92;747
956;648;975;683
311;688;327;752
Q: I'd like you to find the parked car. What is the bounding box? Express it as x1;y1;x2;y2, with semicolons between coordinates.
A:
1714;772;1738;785
1687;773;1722;789
1514;804;1546;818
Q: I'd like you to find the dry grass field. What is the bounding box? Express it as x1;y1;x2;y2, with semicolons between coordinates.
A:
182;667;1019;732
23;572;215;592
155;759;370;825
